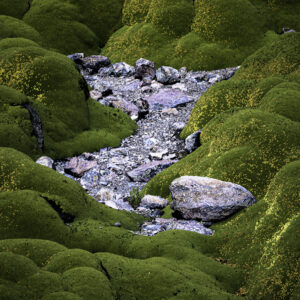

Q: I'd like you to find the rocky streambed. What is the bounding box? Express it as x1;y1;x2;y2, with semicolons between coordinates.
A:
37;55;240;236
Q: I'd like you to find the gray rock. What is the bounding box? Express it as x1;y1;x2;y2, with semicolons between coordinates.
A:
145;89;193;111
140;195;168;209
172;122;186;136
98;65;116;77
67;53;84;63
185;130;202;153
135;58;156;80
170;176;257;222
156;66;181;84
134;218;214;236
113;62;135;77
127;160;177;182
109;98;140;120
36;156;54;169
81;55;111;73
65;157;97;177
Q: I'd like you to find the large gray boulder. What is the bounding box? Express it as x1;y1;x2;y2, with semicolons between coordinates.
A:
170;176;256;222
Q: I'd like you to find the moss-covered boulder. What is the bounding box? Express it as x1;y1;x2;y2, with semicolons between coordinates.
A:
23;0;98;54
0;39;137;159
0;0;29;19
103;0;300;70
0;15;41;43
62;267;115;300
45;249;99;273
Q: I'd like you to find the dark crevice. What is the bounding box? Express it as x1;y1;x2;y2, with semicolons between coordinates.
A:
40;195;75;224
99;261;111;280
75;65;90;100
22;103;44;151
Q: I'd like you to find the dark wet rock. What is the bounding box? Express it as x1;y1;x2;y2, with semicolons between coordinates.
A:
156;66;181;84
81;55;110;74
67;53;84;64
185;130;202;153
135;58;156;80
145;89;193;111
36;156;54;169
65;157;97;177
113;62;135;77
140;195;168;209
170;176;257;222
127;160;177;182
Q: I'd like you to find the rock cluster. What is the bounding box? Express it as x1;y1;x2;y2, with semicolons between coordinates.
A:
40;55;240;236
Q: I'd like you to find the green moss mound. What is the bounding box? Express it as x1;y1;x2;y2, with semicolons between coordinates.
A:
67;0;124;48
42;292;82;300
259;82;300;121
0;252;38;282
0;37;40;51
23;0;98;54
96;251;243;299
0;239;67;267
146;0;194;37
45;249;99;273
0;40;137;159
234;32;300;81
0;15;41;43
122;0;152;25
18;271;63;299
0;0;29;19
192;0;263;48
62;267;115;300
0;190;70;242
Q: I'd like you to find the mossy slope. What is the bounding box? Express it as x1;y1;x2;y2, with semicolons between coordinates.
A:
0;39;137;159
141;33;300;298
102;0;300;70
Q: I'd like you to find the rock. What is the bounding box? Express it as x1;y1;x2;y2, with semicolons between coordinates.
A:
109;99;140;120
149;149;168;160
135;218;214;236
156;66;181;84
281;27;296;34
113;62;135;77
140;195;168;209
81;55;111;73
65;157;97;177
172;122;186;136
185;130;202;153
98;65;116;77
172;82;188;92
36;156;54;169
208;74;222;84
170;176;257;222
127;160;177;182
162;108;179;115
90;90;102;101
145;89;193;111
179;67;187;78
133;98;149;119
135;58;156;80
67;53;84;64
114;222;121;227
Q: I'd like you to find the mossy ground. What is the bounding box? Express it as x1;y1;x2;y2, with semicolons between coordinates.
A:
0;1;299;299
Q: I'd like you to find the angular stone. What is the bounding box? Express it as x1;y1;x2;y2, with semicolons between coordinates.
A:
65;157;97;177
170;176;257;222
81;55;111;73
36;156;54;169
145;89;193;111
140;195;168;209
185;130;202;153
135;58;156;80
156;66;180;84
127;160;177;182
98;65;115;77
113;62;135;77
67;53;84;64
109;99;139;120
